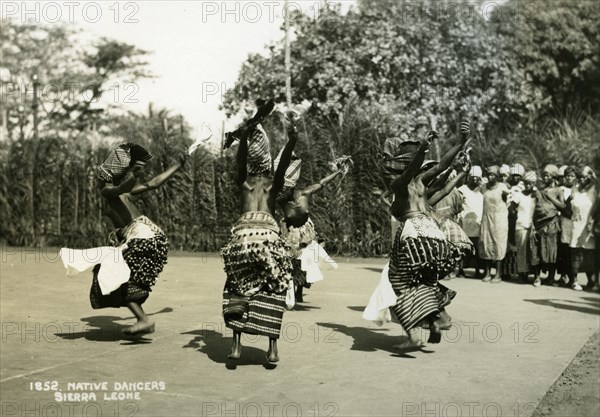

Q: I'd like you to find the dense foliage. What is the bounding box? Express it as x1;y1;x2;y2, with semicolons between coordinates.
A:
1;1;598;256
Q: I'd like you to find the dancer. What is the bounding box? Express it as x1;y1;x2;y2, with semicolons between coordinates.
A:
275;153;352;302
61;142;190;335
221;106;298;363
383;119;469;349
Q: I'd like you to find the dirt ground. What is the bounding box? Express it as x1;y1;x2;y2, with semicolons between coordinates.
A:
532;330;600;417
1;248;599;416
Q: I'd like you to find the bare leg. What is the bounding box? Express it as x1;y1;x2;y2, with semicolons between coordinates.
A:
491;261;503;283
481;261;492;282
427;315;442;343
570;262;583;291
267;338;279;362
295;285;304;303
438;310;452;330
457;259;466;278
228;331;242;359
547;266;557;284
123;302;155;335
533;267;541;287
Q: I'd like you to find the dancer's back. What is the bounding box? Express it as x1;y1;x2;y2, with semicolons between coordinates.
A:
240;174;276;214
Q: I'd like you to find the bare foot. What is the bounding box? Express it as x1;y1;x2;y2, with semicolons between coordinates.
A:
393;339;425;350
481;275;492;282
123;320;155;336
427;322;442;343
266;339;279;363
438;310;452;330
394;329;424;350
228;344;242;360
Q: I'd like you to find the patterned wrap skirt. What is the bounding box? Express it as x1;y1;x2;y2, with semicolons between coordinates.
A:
530;217;560;265
282;218;317;290
90;226;169;309
389;215;461;332
439;217;474;255
221;212;293;338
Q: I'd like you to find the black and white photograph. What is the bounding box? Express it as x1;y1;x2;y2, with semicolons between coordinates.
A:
1;1;599;416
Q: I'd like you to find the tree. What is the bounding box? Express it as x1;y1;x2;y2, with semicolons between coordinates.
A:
221;0;530;139
0;19;151;136
495;0;600;114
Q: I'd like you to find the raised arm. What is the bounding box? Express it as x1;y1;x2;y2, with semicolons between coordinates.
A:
389;134;434;194
272;114;299;195
130;153;189;196
426;167;453;198
100;175;138;199
421;120;470;185
301;170;343;196
428;171;467;206
236;130;249;185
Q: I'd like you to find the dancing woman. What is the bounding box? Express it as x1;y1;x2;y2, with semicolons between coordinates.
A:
221;109;298;363
62;143;189;335
383;120;469;349
275;154;352;302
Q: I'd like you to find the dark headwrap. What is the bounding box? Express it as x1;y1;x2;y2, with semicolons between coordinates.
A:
274;149;301;188
382;137;420;182
97;142;153;183
563;166;577;177
247;124;272;175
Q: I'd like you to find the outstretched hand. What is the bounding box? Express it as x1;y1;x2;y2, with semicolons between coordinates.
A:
460;118;471;142
339;158;354;177
421;130;438;148
283;112;298;136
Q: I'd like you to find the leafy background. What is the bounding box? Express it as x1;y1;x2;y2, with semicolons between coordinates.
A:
1;0;599;256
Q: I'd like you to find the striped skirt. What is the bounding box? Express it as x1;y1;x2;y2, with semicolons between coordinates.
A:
222;290;287;338
388;220;461;332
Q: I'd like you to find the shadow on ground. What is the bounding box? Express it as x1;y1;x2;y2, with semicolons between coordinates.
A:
54;307;174;343
523;298;600;315
182;329;277;370
291;303;321;312
362;267;384;274
316;322;432;358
